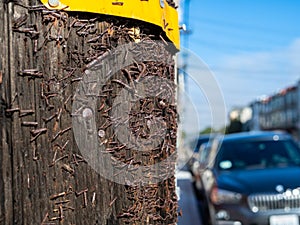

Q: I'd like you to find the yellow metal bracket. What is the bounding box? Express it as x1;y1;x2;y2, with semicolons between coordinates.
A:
41;0;180;50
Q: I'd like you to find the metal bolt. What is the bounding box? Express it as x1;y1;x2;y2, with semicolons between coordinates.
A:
98;129;105;138
48;0;60;7
82;107;93;119
146;120;151;128
160;0;165;8
159;100;166;107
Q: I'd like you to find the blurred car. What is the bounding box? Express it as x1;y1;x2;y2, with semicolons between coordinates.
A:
191;141;212;198
187;134;216;197
197;131;300;225
187;134;215;175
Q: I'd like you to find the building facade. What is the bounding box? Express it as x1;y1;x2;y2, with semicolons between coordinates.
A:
248;81;300;141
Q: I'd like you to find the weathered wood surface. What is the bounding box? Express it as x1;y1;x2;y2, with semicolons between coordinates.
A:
1;2;13;224
0;1;178;225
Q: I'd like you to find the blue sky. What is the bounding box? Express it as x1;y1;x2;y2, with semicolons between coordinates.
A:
179;0;300;133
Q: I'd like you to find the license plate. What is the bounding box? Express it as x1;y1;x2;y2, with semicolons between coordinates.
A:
270;215;299;225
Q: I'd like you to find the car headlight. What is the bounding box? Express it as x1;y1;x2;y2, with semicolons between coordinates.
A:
211;187;242;205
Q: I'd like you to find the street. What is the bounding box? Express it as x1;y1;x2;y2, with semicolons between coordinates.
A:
177;170;203;225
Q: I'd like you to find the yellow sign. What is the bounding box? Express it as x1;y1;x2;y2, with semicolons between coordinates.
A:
40;0;180;50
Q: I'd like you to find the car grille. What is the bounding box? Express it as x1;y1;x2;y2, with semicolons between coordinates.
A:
248;192;300;212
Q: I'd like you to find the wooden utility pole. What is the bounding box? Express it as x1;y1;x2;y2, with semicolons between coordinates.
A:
0;1;179;224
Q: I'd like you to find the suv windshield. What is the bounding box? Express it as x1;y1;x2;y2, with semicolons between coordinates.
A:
216;139;300;171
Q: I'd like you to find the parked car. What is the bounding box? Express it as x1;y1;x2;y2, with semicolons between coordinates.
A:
197;131;300;225
187;134;215;175
187;134;216;197
191;141;213;198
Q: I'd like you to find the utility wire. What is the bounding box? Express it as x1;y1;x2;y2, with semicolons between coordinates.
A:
191;16;300;36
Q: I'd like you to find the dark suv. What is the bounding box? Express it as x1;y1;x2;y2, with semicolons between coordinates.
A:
197;131;300;225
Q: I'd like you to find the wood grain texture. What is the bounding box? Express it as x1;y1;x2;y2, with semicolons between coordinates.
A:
0;1;178;224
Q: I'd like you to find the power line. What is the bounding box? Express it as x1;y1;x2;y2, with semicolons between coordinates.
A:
188;36;300;56
189;37;276;52
190;15;300;37
193;22;296;46
186;14;300;53
185;63;300;76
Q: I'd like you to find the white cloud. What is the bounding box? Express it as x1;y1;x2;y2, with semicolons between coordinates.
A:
224;52;272;72
178;38;300;133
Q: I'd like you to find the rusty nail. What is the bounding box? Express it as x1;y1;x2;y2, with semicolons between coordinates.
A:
61;164;74;174
109;197;117;207
50;192;66;200
83;191;88;208
92;192;96;207
75;188;88;196
21;121;38;126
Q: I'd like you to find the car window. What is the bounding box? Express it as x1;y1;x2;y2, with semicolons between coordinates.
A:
216;139;300;171
194;137;210;153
